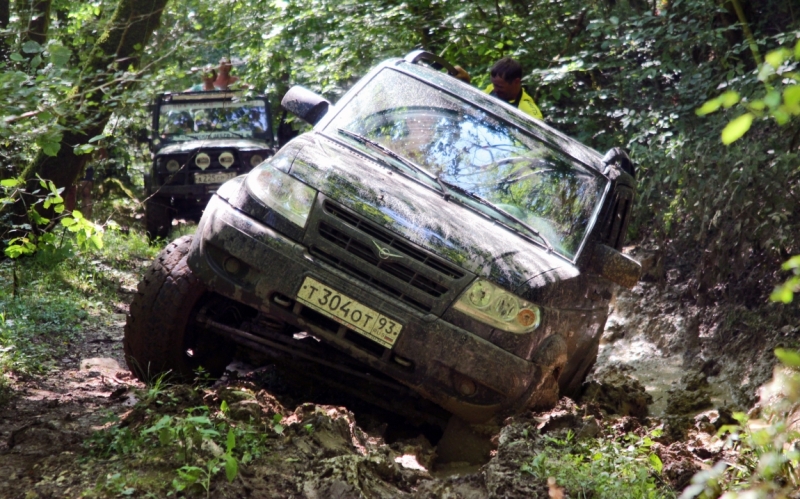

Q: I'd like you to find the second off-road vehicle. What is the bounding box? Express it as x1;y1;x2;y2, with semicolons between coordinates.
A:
143;90;275;239
125;51;640;424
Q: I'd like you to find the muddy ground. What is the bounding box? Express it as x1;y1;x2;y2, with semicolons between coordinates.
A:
0;247;790;498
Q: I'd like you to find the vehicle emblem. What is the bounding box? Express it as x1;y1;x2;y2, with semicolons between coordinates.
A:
372;240;403;261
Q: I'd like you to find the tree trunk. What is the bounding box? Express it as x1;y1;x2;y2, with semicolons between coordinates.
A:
0;0;9;58
22;0;50;47
20;0;169;199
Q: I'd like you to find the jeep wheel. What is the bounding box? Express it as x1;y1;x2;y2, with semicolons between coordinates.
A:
145;199;173;240
124;235;235;381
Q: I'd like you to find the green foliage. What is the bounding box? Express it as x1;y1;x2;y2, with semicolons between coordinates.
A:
698;40;800;144
771;256;800;304
0;227;159;400
85;388;272;498
680;350;800;499
1;175;104;260
521;428;674;499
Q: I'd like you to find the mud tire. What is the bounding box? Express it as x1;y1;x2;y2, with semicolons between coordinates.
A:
124;235;234;381
145;199;173;241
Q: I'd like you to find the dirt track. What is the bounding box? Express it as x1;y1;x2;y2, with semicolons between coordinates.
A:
0;248;786;498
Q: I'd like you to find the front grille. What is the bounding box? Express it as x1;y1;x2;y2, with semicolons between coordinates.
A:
318;222;447;298
324;202;464;279
309;246;432;312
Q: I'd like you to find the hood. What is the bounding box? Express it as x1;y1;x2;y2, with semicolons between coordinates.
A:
155;138;270;156
286;134;579;291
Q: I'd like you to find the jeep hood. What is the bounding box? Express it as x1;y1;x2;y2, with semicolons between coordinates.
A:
285;134;578;291
155;139;270;156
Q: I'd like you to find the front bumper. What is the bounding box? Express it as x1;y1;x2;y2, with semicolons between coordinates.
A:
188;194;550;422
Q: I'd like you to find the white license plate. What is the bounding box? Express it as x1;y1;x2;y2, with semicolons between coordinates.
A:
194;171;238;184
296;277;402;348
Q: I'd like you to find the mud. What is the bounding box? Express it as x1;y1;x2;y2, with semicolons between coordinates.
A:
0;245;793;498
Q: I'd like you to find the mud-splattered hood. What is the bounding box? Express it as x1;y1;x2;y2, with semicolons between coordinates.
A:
155;139;270;156
284;134;579;292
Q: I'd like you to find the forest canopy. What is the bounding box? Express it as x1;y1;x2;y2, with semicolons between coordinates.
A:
0;0;798;303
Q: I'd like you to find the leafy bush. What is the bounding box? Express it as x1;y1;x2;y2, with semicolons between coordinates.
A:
84;387;279;498
680;349;800;499
521;428;674;499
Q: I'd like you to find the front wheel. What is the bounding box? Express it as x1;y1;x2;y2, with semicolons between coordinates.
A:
124;235;235;381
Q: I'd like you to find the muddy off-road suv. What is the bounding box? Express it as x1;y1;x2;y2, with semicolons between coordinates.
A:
143;91;275;239
125;51;640;424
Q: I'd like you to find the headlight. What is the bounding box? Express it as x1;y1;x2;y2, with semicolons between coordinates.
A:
165;159;181;173
219;151;235;168
250;154;264;167
245;164;317;228
453;279;541;334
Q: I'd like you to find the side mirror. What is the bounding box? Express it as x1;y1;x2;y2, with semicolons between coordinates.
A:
281;86;331;126
590;244;641;289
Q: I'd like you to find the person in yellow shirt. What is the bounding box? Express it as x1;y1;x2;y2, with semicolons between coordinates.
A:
483;57;543;120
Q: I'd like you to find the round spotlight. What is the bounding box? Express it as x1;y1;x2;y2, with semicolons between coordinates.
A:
195;152;211;170
219;151;235;169
249;154;264;167
165;159;181;173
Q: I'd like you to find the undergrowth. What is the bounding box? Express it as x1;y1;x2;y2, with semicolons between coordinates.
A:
0;229;161;402
522;427;675;499
82;378;284;498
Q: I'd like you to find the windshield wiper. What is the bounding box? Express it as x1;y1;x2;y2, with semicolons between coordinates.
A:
436;176;554;252
336;128;449;197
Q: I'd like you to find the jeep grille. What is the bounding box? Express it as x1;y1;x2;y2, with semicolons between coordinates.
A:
305;200;470;315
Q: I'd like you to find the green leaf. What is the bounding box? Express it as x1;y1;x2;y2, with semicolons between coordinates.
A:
1;178;22;188
773;107;791;125
782;255;800;270
226;429;235;453
273;423;284;435
22;40;42;54
695;98;721;116
719;91;740;108
49;45;71;67
9;53;24;62
74;144;95;155
775;348;800;367
748;99;766;111
88;134;107;143
764;90;782;109
30;55;42;69
225;455;239;482
61;217;76;227
758;63;775;82
41;141;61;157
220;400;229;414
796;39;800;60
765;48;790;69
771;284;795;303
649;453;663;474
784;85;800;108
89;234;103;250
721;113;754;144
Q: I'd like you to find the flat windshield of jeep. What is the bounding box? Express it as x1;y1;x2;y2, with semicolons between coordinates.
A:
157;95;269;143
324;68;608;259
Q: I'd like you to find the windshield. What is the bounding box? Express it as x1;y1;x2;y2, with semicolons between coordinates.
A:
323;68;608;259
158;99;269;142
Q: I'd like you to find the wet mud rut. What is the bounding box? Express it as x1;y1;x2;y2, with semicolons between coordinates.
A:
0;259;784;498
